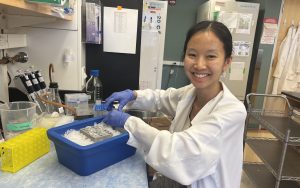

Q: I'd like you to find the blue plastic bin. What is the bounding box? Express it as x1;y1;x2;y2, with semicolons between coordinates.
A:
47;116;136;176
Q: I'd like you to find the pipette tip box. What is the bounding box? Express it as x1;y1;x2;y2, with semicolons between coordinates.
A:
47;117;136;176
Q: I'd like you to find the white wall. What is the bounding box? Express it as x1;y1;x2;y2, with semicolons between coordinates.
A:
7;0;85;90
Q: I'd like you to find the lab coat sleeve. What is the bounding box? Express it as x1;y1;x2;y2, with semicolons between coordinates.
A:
273;37;287;78
125;85;190;118
124;102;246;186
125;116;160;152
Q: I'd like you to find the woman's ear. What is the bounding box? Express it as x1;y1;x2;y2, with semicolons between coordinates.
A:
226;56;232;64
223;56;232;72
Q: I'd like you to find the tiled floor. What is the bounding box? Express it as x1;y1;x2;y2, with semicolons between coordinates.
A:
241;130;275;188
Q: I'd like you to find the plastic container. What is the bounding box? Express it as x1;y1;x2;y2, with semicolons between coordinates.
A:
0;128;50;173
93;101;107;117
47;82;64;114
47;116;136;176
0;101;37;139
65;93;90;116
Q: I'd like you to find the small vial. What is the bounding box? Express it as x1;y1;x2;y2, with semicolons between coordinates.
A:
93;101;107;117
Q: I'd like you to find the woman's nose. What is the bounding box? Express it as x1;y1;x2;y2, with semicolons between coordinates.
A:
193;57;206;69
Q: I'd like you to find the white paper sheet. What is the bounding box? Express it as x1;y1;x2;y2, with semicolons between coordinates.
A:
142;1;165;32
261;18;278;44
218;12;238;29
233;41;251;56
229;62;245;81
236;13;252;34
103;7;138;54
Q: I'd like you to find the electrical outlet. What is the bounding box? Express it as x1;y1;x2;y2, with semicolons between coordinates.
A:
170;69;174;75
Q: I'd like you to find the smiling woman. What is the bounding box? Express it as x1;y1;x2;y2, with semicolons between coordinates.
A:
183;21;232;112
102;21;247;188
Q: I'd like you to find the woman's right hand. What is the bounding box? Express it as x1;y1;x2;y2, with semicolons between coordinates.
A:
104;89;136;111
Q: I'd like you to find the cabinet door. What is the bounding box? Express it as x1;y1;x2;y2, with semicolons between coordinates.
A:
139;30;160;89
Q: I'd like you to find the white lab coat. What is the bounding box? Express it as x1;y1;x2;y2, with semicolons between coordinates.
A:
274;25;300;93
124;82;247;188
272;25;295;94
282;26;300;92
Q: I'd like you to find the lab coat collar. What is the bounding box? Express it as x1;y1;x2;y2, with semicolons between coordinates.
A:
170;82;226;132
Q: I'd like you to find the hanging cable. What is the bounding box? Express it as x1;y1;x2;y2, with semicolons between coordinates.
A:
49;63;54;83
7;71;11;86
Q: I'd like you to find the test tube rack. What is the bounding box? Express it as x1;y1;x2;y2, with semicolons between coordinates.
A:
0;128;50;173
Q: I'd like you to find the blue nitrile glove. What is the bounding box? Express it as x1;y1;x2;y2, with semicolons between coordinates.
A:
102;110;130;128
104;89;135;111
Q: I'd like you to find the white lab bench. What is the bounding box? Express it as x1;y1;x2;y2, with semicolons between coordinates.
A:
0;144;148;188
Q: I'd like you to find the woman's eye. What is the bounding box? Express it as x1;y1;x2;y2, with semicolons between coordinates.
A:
207;55;216;59
187;53;196;58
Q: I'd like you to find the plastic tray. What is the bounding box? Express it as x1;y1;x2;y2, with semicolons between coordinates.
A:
47;116;136;176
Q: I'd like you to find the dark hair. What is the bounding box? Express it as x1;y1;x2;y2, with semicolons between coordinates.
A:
182;20;232;61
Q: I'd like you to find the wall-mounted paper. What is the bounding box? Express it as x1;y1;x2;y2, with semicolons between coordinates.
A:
229;62;245;81
236;13;252;34
218;12;238;29
233;41;251;56
142;1;164;32
103;7;138;54
261;18;278;44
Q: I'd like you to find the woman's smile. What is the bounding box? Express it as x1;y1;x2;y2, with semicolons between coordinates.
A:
192;72;210;79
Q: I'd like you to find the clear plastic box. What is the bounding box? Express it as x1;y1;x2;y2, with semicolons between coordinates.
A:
64;93;90;116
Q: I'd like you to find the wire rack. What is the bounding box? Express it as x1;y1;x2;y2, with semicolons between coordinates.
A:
244;93;300;188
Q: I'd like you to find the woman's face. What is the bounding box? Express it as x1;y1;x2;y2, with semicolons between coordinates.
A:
184;31;231;91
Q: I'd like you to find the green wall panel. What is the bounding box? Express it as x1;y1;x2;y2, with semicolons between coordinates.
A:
162;0;282;92
163;0;208;61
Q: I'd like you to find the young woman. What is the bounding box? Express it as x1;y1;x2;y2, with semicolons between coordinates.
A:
103;20;247;188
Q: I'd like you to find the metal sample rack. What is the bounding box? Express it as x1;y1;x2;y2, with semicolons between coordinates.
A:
244;93;300;188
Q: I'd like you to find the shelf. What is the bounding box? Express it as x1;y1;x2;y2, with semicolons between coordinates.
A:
243;163;300;188
0;0;72;20
247;138;300;181
249;112;300;145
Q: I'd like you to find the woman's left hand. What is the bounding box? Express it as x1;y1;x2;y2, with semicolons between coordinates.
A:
102;110;130;128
